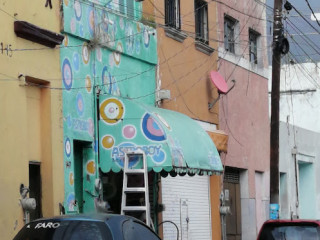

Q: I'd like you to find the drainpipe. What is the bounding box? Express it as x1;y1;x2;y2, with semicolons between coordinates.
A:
292;147;299;218
93;55;102;199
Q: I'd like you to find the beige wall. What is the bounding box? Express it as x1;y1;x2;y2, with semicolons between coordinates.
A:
0;1;63;239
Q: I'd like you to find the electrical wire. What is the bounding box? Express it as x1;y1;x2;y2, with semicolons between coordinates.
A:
290;2;320;35
304;0;320;27
285;18;320;55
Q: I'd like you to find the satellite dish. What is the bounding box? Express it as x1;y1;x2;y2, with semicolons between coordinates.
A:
210;71;228;93
208;71;236;110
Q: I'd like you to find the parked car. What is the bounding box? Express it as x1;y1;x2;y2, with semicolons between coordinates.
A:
13;213;161;240
257;219;320;240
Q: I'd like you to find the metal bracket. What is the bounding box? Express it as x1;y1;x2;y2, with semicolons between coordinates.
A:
208;80;236;110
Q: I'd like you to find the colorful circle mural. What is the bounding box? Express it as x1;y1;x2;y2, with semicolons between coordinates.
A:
62;58;73;90
122;125;136;139
142;113;166;141
144;28;150;47
76;92;84;116
152;149;166;164
86;160;96;175
65;137;71;157
82;43;90;64
113;42;123;66
74;0;82;21
69;172;74;186
135;38;141;54
96;47;102;62
88;7;95;37
85;75;92;92
126;24;134;54
102;135;115;149
136;23;141;32
88;118;94;137
79;24;84;37
73;52;80;71
67;192;76;211
100;98;124;124
63;35;69;47
70;18;76;33
102;66;111;92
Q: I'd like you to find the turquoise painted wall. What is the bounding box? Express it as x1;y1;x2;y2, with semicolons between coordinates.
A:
61;0;157;213
299;162;316;219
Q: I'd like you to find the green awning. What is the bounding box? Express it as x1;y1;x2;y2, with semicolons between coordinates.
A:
98;95;223;175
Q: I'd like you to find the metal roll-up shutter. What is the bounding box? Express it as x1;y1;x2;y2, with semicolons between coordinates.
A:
161;175;212;240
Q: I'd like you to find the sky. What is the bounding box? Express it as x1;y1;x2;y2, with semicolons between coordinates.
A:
266;0;320;64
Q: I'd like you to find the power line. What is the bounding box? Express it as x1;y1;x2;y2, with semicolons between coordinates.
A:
289;1;320;34
304;0;320;27
285;18;320;56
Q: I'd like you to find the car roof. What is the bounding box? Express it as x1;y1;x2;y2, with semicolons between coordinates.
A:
264;219;320;224
31;213;138;224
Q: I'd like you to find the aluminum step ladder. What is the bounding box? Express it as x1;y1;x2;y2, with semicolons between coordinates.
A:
121;150;152;227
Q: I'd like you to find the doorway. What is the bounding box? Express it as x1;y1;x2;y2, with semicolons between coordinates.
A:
224;167;241;240
29;162;42;221
298;162;315;219
73;140;95;213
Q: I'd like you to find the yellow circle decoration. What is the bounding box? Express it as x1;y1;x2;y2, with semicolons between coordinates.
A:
63;35;69;47
85;75;92;92
64;0;69;6
86;160;96;175
100;98;124;124
69;172;74;186
102;135;115;149
82;43;90;64
136;23;141;32
113;42;123;66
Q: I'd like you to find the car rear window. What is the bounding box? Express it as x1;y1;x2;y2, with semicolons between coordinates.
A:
259;223;320;240
13;220;113;240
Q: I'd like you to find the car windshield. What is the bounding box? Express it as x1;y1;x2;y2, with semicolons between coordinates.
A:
13;220;112;240
259;223;320;240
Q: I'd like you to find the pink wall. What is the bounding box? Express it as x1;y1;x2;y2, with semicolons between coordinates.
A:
217;0;270;199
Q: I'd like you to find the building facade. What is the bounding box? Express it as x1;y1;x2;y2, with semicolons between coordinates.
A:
266;0;320;221
217;0;270;239
1;1;226;239
0;1;64;239
60;0;158;214
61;2;223;240
271;63;320;219
147;1;226;240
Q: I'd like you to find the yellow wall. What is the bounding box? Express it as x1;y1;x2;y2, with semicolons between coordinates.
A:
0;1;63;239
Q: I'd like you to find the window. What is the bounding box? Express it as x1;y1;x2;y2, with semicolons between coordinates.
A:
119;0;125;15
249;29;260;64
195;0;208;44
118;0;136;19
127;0;134;18
224;16;237;53
165;0;181;29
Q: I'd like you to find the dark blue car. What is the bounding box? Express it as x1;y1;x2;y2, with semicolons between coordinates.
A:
13;214;161;240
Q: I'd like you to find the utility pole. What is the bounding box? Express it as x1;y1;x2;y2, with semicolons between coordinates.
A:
270;0;283;219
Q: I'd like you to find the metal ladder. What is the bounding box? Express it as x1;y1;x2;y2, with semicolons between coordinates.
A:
121;150;151;227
